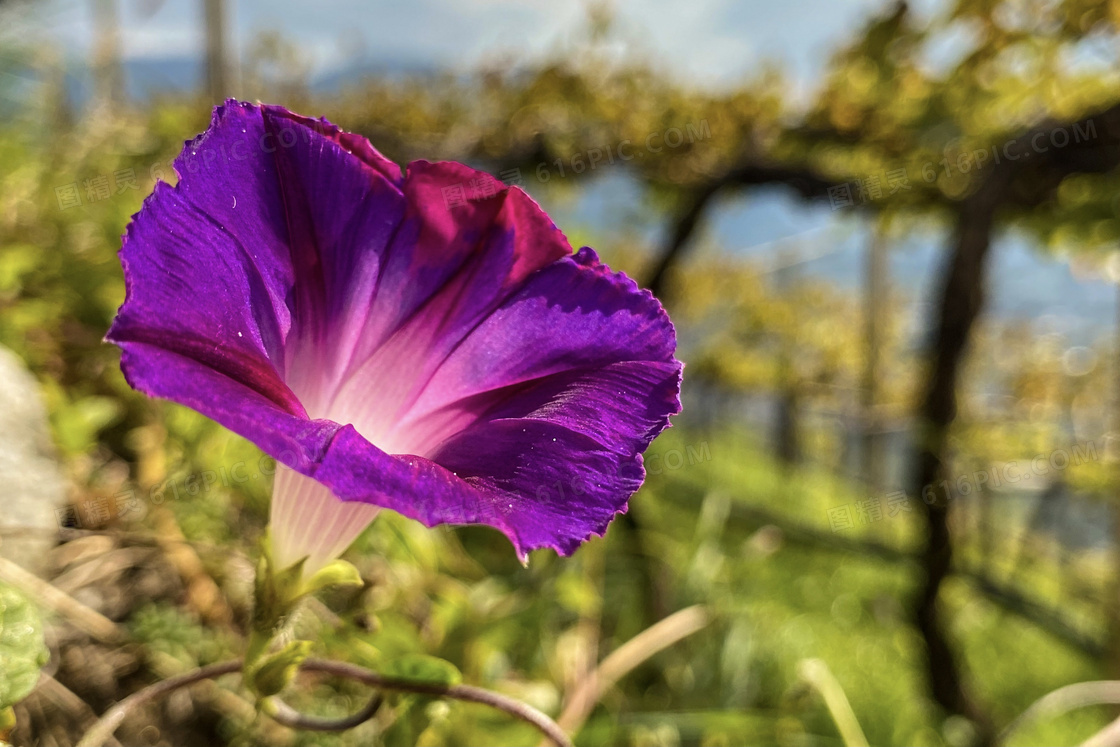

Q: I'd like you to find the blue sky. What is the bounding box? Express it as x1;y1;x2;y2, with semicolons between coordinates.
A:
26;0;895;89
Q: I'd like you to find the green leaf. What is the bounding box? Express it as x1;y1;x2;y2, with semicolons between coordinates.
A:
384;654;462;687
0;584;49;711
250;640;313;697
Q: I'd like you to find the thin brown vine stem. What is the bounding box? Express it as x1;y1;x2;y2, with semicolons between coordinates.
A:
77;658;573;747
300;659;574;747
75;661;242;747
262;693;383;732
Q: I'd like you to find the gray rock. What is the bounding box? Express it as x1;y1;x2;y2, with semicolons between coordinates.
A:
0;345;66;575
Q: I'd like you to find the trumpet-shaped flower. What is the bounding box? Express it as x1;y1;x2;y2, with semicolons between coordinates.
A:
107;101;682;573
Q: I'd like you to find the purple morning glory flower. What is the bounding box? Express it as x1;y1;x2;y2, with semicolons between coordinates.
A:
106;100;682;572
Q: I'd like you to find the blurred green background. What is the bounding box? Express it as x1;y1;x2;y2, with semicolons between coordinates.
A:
3;0;1120;745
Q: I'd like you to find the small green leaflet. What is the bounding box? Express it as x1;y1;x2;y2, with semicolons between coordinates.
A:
0;582;49;711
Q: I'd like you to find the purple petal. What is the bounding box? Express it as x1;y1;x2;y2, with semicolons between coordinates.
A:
318;250;682;558
107;100;682;561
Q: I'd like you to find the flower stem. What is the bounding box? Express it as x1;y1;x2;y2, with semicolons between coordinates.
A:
75;661;242;747
260;693;383;732
300;658;574;747
76;658;574;747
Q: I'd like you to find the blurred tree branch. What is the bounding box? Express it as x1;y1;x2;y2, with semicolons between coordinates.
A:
644;161;842;299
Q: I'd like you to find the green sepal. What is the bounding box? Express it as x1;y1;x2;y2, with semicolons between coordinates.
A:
302;559;364;596
251;550;306;637
250;640;313;697
246;541;367;688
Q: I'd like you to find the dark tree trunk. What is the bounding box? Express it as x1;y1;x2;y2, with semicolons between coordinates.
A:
91;0;123;107
862;224;888;491
646;185;722;301
1109;279;1120;675
204;0;230;103
910;172;1009;746
774;386;801;468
